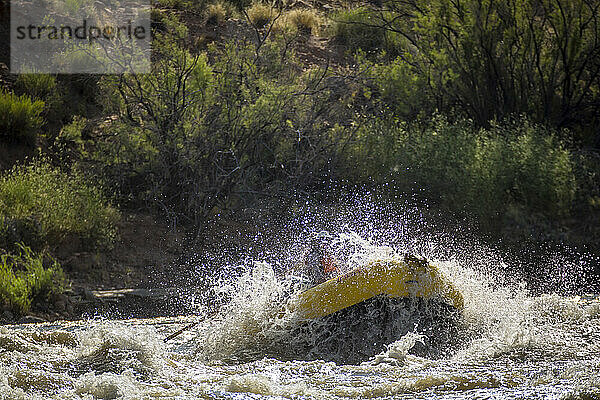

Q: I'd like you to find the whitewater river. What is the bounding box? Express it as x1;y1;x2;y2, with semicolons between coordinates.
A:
2;241;600;399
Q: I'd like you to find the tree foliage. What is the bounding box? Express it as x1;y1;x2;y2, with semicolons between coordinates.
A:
365;0;600;144
96;20;358;226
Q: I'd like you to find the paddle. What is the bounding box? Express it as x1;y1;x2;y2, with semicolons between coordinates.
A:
163;309;219;343
163;322;199;343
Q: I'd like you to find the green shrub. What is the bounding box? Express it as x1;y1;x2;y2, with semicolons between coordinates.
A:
99;33;357;224
14;73;69;137
496;120;576;216
0;256;29;315
54;116;87;162
0;245;66;316
0;160;119;250
330;8;392;54
0;90;45;146
344;116;576;219
361;54;430;119
19;245;66;307
15;74;57;100
367;0;600;136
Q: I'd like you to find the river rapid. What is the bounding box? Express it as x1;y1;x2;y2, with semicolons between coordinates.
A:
1;232;600;399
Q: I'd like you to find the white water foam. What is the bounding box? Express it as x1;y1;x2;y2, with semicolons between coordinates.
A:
191;227;600;369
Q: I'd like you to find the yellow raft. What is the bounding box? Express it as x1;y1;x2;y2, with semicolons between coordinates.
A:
291;257;464;319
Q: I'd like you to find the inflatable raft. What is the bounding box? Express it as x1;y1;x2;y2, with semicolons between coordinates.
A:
291;256;464;320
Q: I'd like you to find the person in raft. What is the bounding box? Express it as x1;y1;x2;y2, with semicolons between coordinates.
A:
301;233;340;286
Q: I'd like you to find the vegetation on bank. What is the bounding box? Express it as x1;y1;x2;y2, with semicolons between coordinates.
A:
89;0;597;232
346;116;577;219
0;0;599;308
0;160;117;317
0;245;66;316
0;161;119;252
0;90;44;147
332;0;600;143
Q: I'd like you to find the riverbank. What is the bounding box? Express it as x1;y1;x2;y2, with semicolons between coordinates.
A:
0;210;190;324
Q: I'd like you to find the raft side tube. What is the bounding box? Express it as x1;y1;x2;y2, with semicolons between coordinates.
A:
292;259;464;319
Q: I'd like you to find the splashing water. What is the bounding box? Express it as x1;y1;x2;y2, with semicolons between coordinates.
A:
189;229;599;367
194;232;467;364
1;202;600;399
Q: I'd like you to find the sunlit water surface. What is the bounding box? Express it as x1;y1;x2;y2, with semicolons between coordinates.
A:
2;233;600;399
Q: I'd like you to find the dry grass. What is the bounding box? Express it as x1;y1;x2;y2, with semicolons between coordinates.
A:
206;2;236;26
286;8;320;35
206;3;227;25
246;2;276;28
